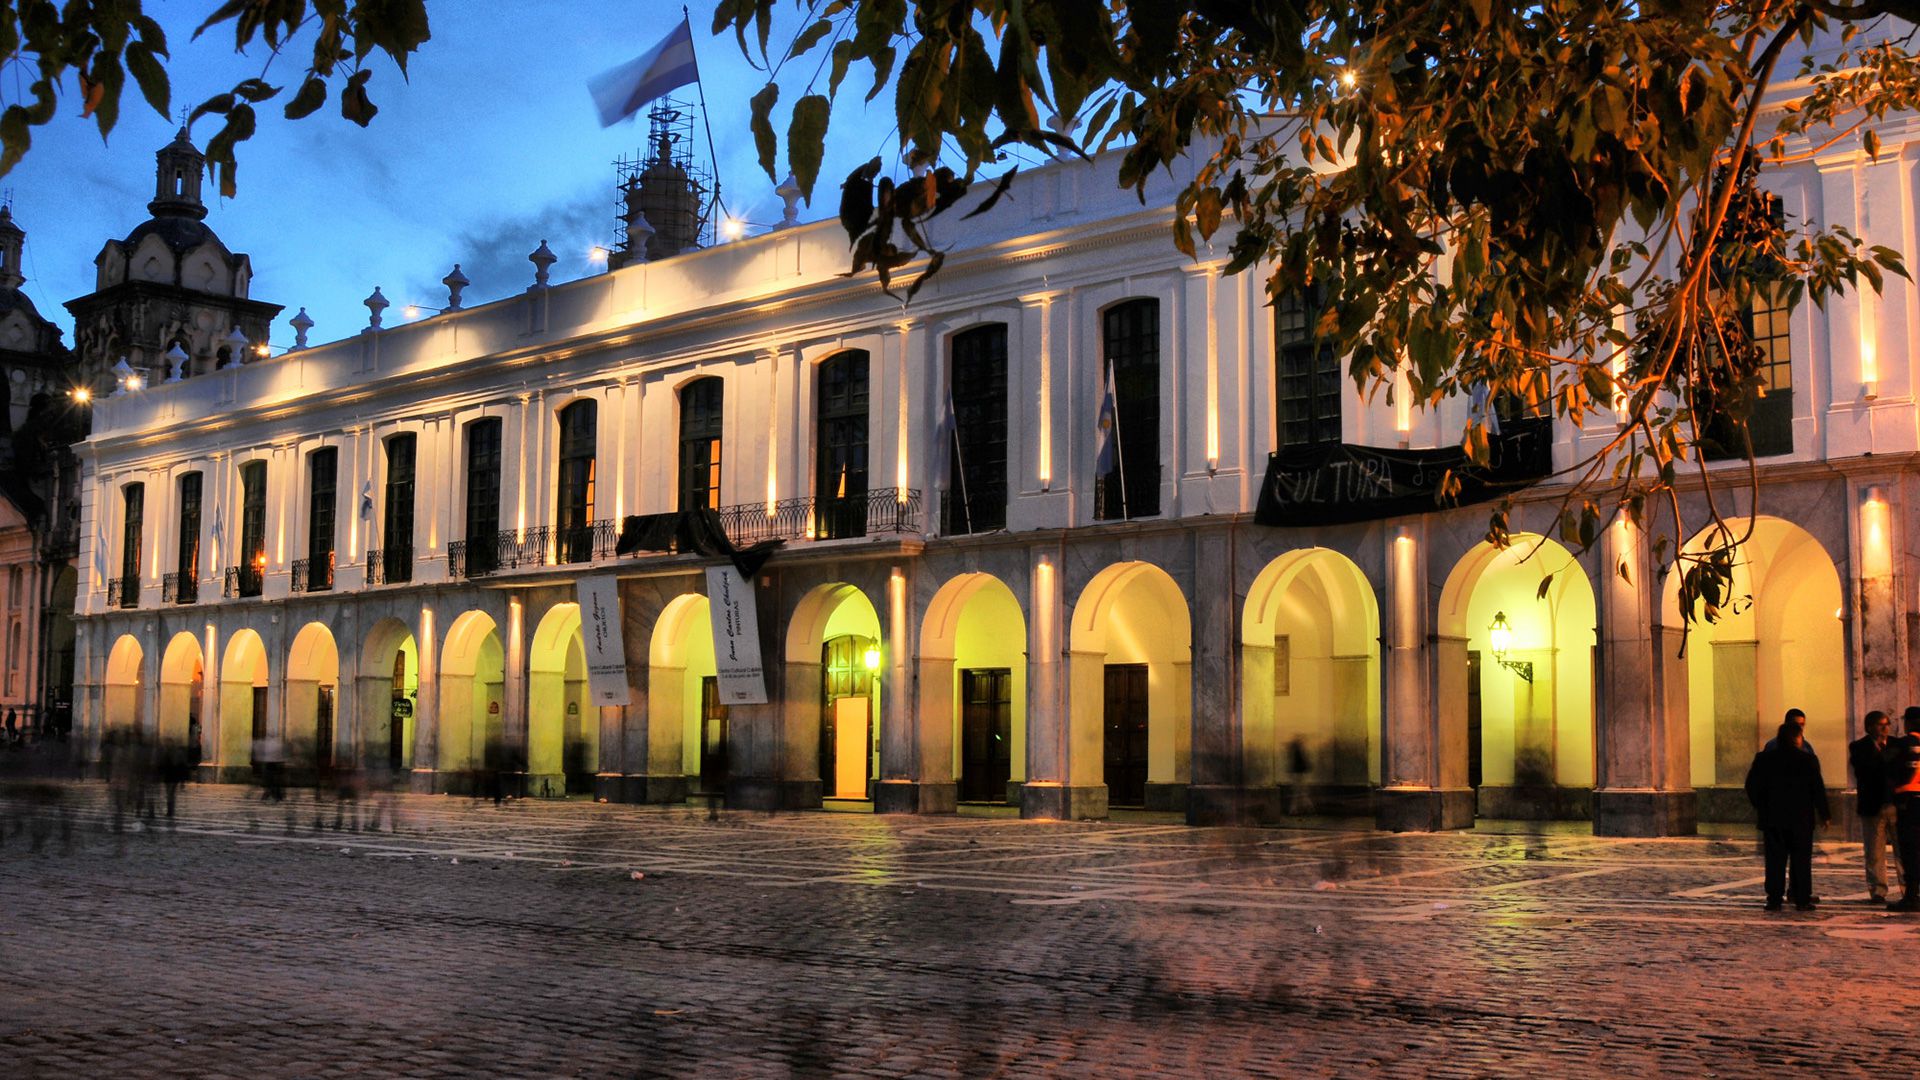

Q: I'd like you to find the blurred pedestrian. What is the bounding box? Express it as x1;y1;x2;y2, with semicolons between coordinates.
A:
1849;710;1898;903
4;708;15;747
1764;708;1817;759
1746;722;1831;912
1285;736;1312;815
1886;707;1920;912
159;738;191;823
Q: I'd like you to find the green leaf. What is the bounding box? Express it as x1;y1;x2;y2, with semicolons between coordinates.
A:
234;78;280;104
284;77;327;120
787;93;831;202
125;42;171;120
340;70;377;127
749;83;780;182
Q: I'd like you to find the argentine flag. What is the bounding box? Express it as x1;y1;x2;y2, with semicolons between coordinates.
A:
1094;361;1119;477
589;18;700;127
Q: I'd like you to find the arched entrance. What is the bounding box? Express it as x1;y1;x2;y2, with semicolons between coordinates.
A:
286;623;341;774
158;631;206;759
360;618;418;772
1071;562;1191;811
529;602;596;797
220;629;268;767
788;583;883;801
922;573;1027;805
440;610;504;787
651;594;723;795
1243;549;1379;815
1667;517;1846;812
103;634;145;736
1438;535;1597;819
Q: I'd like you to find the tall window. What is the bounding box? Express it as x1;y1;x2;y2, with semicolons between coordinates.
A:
118;483;144;607
382;434;416;583
239;461;266;597
1096;300;1160;520
1703;194;1794;460
944;324;1008;534
304;448;337;590
1275;290;1342;450
464;419;502;576
816;350;870;539
678;377;724;512
176;471;201;597
555;400;597;563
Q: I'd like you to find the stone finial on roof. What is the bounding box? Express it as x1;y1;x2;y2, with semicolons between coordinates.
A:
443;264;470;311
776;174;802;229
626;214;654;264
289;307;314;351
165;343;190;382
365;286;389;331
529;240;556;289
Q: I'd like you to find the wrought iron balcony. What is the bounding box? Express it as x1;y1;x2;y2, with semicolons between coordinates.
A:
941;482;1006;536
224;561;264;599
556;520;616;565
291;552;335;593
366;545;412;585
162;571;198;605
105;576;137;609
711;489;922;546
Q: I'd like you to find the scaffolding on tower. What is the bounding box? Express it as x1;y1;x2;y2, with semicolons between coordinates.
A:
610;97;716;268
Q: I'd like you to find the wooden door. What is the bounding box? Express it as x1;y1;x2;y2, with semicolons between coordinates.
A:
699;675;730;793
1104;664;1150;807
959;668;1012;802
1466;650;1483;791
315;685;336;770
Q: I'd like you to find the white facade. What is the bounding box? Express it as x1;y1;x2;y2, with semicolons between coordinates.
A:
70;128;1920;834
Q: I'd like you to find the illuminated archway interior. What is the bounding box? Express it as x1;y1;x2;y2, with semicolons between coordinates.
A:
790;583;883;800
104;634;145;736
650;594;721;791
440;610;505;778
158;631;205;752
1669;517;1846;788
528;602;596;796
924;573;1027;804
219;629;267;766
1071;562;1191;809
1440;535;1597;803
285;622;341;767
360;617;418;772
1243;549;1380;799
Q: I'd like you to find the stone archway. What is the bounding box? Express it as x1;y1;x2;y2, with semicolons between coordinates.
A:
285;623;341;773
220;629;268;767
528;602;595;797
921;572;1027;805
158;631;205;758
440;610;504;788
103;634;145;737
787;583;883;802
360;617;418;773
651;593;719;794
1070;562;1192;813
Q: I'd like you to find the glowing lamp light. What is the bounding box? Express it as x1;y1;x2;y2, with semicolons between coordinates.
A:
70;387;91;405
861;645;882;672
125;373;144;391
1862;486;1894;578
588;245;610;263
402;304;421;319
721;217;745;241
1487;611;1534;683
1340;69;1357;89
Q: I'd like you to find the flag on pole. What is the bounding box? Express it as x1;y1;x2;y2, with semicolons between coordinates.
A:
360;480;374;520
938;387;958;492
210;503;224;544
1094;361;1119;477
588;18;700;127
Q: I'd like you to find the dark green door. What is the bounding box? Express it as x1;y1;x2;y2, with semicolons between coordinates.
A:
1104;664;1149;807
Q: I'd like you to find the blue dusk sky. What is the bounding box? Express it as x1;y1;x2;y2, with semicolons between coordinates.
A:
8;2;938;351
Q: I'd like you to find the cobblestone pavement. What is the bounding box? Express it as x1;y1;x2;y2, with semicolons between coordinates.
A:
0;783;1912;1079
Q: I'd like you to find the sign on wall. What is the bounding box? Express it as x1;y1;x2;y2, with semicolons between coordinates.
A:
576;573;631;707
706;565;768;705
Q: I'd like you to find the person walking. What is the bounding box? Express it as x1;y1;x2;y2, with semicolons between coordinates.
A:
1746;721;1831;912
1764;708;1817;759
1850;710;1899;903
1885;707;1920;911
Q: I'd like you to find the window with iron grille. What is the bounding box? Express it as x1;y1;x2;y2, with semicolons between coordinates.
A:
239;461;266;595
465;419;502;574
816;351;870;539
1275;290;1342;450
176;472;201;586
556;400;597;561
678;377;724;512
1702;194;1794;460
945;324;1008;534
383;434;415;559
120;482;144;587
307;448;337;569
1096;300;1160;519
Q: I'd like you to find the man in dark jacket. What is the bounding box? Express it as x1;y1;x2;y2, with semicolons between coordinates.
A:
1886;707;1920;911
1850;711;1898;903
1746;722;1831;911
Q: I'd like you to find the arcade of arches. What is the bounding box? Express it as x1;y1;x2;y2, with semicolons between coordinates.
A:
74;513;1871;834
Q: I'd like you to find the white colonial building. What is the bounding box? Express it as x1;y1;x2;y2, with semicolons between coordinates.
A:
67;103;1920;835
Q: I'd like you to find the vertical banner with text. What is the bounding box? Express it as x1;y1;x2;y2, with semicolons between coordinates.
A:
576;573;631;707
706;565;768;705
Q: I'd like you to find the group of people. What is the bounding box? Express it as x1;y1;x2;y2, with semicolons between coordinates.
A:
1744;706;1920;912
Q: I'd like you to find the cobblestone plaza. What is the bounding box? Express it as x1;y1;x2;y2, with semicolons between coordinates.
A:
0;785;1911;1077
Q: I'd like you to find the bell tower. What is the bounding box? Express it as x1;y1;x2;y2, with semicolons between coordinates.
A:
147;128;208;221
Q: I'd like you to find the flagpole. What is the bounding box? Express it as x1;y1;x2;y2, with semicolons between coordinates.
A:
948;387;971;530
1110;358;1129;520
682;6;727;231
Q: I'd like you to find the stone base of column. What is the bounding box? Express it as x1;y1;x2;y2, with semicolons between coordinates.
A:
1592;789;1697;837
729;777;822;811
523;772;567;799
1376;785;1475;831
873;780;957;815
408;767;442;794
1143;782;1188;813
1020;782;1108;821
1186;784;1261;825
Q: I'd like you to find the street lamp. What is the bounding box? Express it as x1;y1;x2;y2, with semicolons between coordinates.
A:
861;644;881;672
1487;611;1534;683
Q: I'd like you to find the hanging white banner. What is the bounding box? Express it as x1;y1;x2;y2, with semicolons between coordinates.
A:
706;565;768;705
576;573;630;707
